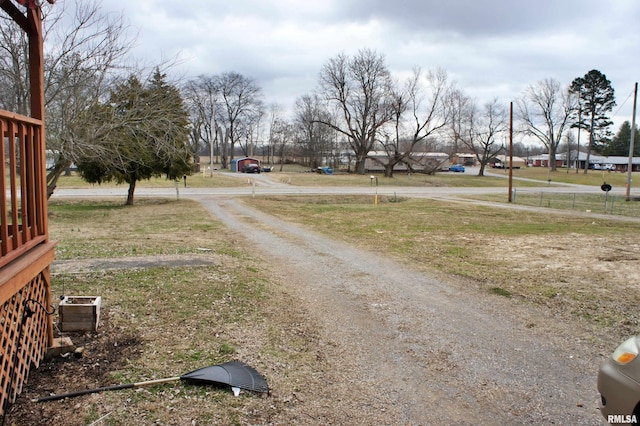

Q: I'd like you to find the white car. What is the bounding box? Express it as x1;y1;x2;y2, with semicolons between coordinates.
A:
598;336;640;424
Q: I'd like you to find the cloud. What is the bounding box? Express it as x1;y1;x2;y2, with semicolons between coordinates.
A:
96;0;640;128
339;0;605;37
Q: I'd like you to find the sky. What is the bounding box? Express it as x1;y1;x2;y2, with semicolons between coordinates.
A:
91;0;639;130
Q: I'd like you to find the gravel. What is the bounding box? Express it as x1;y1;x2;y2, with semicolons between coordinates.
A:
198;197;605;425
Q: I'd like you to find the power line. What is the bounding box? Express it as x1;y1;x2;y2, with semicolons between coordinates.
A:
612;87;636;118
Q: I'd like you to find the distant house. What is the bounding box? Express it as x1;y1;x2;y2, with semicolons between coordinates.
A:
528;154;563;168
530;153;640;172
582;154;640;172
364;151;449;173
491;155;527;169
453;153;477;166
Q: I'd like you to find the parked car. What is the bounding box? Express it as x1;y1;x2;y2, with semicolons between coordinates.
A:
261;166;273;172
449;164;465;173
598;336;640;424
242;164;261;173
316;166;334;175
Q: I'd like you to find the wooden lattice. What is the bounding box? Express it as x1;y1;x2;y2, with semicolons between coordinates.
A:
0;271;50;416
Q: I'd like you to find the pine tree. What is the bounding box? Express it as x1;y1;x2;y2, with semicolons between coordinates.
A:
601;121;640;156
569;69;616;172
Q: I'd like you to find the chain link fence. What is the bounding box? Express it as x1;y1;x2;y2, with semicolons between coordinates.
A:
511;189;640;217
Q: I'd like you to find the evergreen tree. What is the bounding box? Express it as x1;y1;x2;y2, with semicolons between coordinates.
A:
569;69;616;172
76;69;192;205
147;69;192;179
601;121;640;156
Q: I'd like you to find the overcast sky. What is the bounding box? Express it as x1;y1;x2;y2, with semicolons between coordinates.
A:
97;0;639;129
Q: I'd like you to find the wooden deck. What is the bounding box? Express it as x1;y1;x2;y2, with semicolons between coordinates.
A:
0;2;55;416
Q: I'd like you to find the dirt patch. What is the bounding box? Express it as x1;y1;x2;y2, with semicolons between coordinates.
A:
51;254;222;274
7;314;143;425
481;233;640;335
487;234;640;284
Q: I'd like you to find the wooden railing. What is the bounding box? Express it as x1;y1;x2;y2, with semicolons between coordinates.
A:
0;109;48;269
0;4;55;417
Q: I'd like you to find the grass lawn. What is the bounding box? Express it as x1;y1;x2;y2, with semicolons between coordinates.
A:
50;171;248;188
41;198;313;425
247;194;640;334
31;192;640;423
49;162;638;192
52;168;516;189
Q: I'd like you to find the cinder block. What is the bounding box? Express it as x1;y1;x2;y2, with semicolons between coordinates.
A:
46;337;75;358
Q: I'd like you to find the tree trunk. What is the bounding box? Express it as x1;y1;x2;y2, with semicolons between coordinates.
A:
46;158;72;199
584;111;596;174
219;128;228;169
384;163;394;178
549;145;557;172
193;153;200;173
354;150;370;174
126;175;137;206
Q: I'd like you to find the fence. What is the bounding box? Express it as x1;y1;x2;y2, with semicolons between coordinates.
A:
511;189;640;217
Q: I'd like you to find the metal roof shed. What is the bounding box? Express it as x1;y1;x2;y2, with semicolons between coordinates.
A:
230;157;260;172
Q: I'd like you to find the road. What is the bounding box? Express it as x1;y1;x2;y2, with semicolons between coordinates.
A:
51;171;616;200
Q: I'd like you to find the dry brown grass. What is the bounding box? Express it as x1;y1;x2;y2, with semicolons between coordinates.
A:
247;195;640;336
7;198;323;425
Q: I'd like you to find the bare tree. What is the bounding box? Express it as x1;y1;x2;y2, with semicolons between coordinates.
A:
266;103;282;165
317;48;394;174
376;68;451;177
239;107;264;158
267;104;293;171
559;131;577;170
0;14;30;113
0;0;135;197
293;93;335;168
458;98;508;176
183;75;219;172
512;141;531;159
445;88;474;158
214;72;263;166
517;78;576;171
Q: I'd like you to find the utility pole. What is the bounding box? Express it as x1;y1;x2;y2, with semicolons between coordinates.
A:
626;82;638;201
508;102;513;202
576;105;581;174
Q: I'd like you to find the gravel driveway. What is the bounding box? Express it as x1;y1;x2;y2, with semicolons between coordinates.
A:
198;196;605;425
